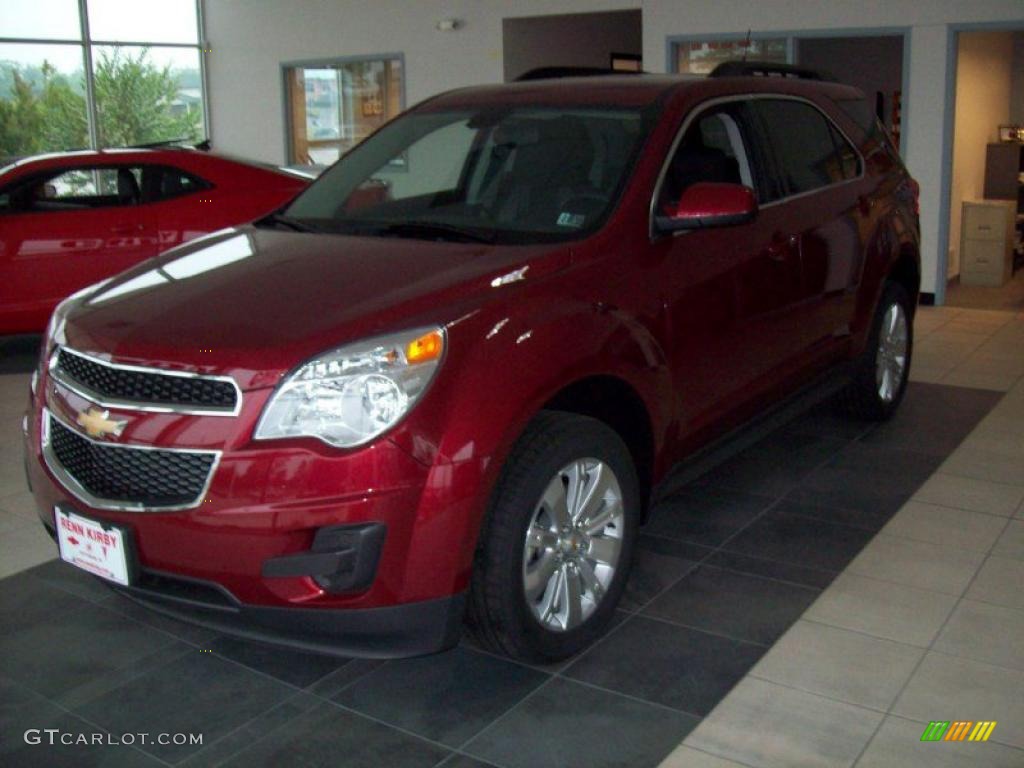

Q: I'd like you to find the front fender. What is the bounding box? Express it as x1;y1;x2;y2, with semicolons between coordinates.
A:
386;288;673;596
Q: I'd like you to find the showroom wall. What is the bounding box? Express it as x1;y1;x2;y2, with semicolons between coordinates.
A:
203;0;1024;300
948;31;1015;278
203;0;638;164
503;10;642;81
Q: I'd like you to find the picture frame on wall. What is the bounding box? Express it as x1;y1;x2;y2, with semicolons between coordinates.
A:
998;125;1022;143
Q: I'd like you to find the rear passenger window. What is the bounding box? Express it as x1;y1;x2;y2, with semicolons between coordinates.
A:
754;100;857;196
829;124;861;180
140;166;210;203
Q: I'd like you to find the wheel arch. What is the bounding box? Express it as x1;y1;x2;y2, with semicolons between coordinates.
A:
541;374;656;516
888;243;921;311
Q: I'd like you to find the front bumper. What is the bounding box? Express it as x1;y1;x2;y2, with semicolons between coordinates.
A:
49;517;464;657
24;385;485;657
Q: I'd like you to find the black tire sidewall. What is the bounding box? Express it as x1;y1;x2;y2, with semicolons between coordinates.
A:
482;414;639;661
864;282;914;418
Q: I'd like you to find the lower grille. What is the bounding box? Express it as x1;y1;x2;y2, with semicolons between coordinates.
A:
44;411;217;510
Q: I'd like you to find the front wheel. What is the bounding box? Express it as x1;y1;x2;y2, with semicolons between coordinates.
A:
467;411;639;662
839;281;913;420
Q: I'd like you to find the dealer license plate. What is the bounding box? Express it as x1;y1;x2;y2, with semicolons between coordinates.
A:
54;507;131;586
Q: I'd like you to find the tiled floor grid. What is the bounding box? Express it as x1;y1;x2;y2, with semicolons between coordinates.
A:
0;305;1021;768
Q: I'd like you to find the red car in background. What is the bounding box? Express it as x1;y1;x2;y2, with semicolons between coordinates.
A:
0;147;310;334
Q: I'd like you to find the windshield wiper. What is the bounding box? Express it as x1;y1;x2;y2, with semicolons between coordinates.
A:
256;212;324;234
372;220;495;244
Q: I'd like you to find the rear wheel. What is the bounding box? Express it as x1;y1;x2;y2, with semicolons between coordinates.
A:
839;281;913;420
468;411;638;662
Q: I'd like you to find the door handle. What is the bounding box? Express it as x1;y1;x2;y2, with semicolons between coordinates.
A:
763;234;799;262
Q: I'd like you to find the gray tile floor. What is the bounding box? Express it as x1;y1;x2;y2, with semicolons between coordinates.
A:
1;307;1022;768
665;307;1024;768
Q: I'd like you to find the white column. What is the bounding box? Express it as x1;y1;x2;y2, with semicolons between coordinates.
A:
903;24;951;300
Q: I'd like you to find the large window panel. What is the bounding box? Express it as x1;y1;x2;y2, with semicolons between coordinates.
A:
0;0;81;41
87;0;199;44
0;1;205;162
676;38;788;75
92;45;204;147
0;43;89;157
286;57;403;166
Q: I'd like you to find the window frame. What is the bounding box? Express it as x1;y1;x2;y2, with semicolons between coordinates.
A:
280;53;406;167
671;36;791;75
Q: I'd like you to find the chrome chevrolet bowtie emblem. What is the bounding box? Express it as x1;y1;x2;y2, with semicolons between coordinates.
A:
76;407;127;439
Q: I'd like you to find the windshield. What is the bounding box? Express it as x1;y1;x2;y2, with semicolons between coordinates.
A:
278;105;653;244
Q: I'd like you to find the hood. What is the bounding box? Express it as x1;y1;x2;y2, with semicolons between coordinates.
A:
61;226;567;387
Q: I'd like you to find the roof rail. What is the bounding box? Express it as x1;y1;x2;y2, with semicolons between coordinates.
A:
514;66;644;82
709;61;835;82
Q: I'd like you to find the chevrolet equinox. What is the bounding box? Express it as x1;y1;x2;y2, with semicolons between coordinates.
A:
24;64;920;661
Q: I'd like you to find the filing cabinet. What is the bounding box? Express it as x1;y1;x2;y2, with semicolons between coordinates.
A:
960;200;1015;286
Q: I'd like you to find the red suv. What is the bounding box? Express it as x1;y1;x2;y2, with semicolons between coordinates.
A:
23;65;920;661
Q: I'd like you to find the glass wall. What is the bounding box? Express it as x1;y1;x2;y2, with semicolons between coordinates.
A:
285;57;403;166
674;38;789;75
0;0;205;161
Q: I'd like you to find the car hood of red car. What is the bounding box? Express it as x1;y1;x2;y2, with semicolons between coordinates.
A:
59;226;566;388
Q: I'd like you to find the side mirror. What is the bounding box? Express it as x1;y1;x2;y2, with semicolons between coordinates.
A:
655;182;758;233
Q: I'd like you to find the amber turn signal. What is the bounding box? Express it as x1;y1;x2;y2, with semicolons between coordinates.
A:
406;329;444;364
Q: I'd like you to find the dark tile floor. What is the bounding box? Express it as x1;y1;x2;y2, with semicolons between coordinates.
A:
0;383;1000;768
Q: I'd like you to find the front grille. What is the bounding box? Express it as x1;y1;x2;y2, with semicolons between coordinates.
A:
55;348;238;411
47;414;216;508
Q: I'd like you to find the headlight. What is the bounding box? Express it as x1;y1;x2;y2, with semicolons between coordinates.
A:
254;327;445;448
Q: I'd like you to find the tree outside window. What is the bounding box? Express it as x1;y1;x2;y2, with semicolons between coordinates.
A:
0;0;205;162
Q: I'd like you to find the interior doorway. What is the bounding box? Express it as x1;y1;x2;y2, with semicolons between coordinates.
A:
944;29;1024;311
795;36;905;151
502;10;642;82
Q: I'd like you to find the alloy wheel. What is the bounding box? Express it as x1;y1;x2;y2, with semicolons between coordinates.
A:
875;301;908;403
521;458;624;632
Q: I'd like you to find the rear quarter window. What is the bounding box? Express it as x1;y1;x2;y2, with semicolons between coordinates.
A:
831;96;901;162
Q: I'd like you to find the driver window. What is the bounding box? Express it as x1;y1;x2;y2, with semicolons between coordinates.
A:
658;109;753;212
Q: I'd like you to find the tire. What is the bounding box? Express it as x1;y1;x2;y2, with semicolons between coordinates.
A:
839;281;913;421
467;411;639;662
